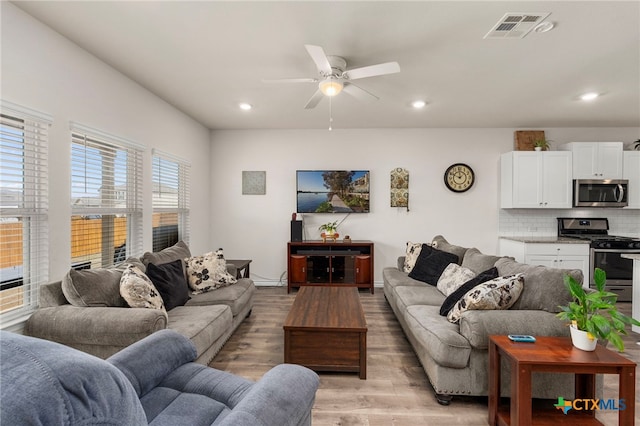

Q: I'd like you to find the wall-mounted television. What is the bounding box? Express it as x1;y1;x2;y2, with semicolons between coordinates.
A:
296;170;370;213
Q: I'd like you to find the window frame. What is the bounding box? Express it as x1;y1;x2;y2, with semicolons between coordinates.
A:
70;122;143;269
152;149;190;251
0;100;51;326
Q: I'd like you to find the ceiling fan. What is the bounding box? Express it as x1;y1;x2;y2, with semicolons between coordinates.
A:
263;44;401;109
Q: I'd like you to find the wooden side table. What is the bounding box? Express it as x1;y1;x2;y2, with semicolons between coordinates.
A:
489;335;636;426
226;259;252;279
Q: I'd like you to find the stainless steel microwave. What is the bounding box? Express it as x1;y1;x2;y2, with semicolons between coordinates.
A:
573;179;628;207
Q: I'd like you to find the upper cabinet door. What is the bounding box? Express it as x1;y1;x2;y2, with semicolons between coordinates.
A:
501;151;572;209
563;142;623;179
598;142;624;178
542;152;573;208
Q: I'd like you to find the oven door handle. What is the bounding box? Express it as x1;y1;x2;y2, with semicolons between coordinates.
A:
615;184;624;202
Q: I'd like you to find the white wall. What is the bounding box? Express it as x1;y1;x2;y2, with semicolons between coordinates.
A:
210;127;639;286
1;3;212;282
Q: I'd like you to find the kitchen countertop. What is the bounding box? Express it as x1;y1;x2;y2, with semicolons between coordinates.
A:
499;236;590;244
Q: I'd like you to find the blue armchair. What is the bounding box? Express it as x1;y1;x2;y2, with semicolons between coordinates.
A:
1;329;319;425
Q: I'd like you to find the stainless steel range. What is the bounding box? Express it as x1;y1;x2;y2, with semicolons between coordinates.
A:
557;217;640;302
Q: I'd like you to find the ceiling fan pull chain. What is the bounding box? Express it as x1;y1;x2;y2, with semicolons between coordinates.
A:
329;95;333;131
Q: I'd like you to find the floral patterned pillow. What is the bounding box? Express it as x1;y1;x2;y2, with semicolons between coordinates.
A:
404;241;427;273
119;264;166;313
436;263;477;296
447;273;524;323
185;248;237;294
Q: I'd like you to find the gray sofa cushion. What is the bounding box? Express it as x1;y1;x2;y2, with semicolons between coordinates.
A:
383;266;431;289
461;248;503;274
403;305;471;369
62;268;126;307
394;285;445;313
459;309;569;350
495;257;579;313
141;240;191;266
431;235;468;265
186;278;254;316
168;305;232;359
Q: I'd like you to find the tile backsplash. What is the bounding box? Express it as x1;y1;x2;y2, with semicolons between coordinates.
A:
499;208;640;238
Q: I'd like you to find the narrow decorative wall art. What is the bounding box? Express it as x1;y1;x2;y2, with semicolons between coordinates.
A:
390;167;409;211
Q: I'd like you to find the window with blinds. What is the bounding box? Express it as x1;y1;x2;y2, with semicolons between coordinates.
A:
71;124;143;269
152;150;190;252
0;101;50;321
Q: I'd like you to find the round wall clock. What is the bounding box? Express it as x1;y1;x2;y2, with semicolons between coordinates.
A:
444;163;475;193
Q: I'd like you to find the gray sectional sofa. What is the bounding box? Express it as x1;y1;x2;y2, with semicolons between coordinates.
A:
383;235;583;405
25;241;255;365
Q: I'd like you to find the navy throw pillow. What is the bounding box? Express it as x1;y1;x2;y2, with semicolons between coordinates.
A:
439;266;500;316
408;244;459;285
146;259;190;311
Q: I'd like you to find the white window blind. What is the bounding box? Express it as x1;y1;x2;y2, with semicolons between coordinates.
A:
152;150;190;252
0;101;50;323
70;124;143;268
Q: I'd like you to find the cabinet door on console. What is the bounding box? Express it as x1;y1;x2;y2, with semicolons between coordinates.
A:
355;255;372;284
290;255;307;284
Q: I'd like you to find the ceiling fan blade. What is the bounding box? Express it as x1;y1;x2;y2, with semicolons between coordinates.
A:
345;62;401;80
261;78;318;84
342;83;379;102
304;89;324;109
304;45;332;74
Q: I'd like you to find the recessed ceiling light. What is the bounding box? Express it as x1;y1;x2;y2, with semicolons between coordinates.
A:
580;92;599;101
411;100;426;109
239;103;252;110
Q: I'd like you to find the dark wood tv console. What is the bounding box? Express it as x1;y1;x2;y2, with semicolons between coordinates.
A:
287;240;374;294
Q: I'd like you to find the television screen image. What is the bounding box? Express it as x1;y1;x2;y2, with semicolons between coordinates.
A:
296;170;370;213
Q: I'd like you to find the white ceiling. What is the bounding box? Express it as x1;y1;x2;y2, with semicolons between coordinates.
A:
12;1;640;130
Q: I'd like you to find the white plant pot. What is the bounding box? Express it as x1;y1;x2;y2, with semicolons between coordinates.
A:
534;147;542;151
570;324;598;351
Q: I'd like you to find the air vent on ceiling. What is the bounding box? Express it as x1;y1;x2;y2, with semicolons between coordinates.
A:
484;12;551;39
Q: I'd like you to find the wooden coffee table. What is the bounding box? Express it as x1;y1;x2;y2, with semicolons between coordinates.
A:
489;335;636;426
283;286;367;379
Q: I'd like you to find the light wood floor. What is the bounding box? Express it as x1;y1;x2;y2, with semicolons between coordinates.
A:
210;286;639;425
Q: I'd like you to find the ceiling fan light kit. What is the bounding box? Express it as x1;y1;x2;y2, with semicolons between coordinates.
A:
319;79;343;97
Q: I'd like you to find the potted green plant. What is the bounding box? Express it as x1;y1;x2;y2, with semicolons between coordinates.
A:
557;268;640;352
533;138;551;151
318;221;339;242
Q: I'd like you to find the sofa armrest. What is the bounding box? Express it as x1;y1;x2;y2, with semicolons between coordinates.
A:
108;329;197;396
459;310;569;350
219;364;320;426
24;305;168;347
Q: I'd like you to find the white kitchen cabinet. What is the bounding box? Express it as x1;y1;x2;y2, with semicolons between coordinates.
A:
561;142;623;179
500;151;572;208
623;151;640;208
499;239;590;287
